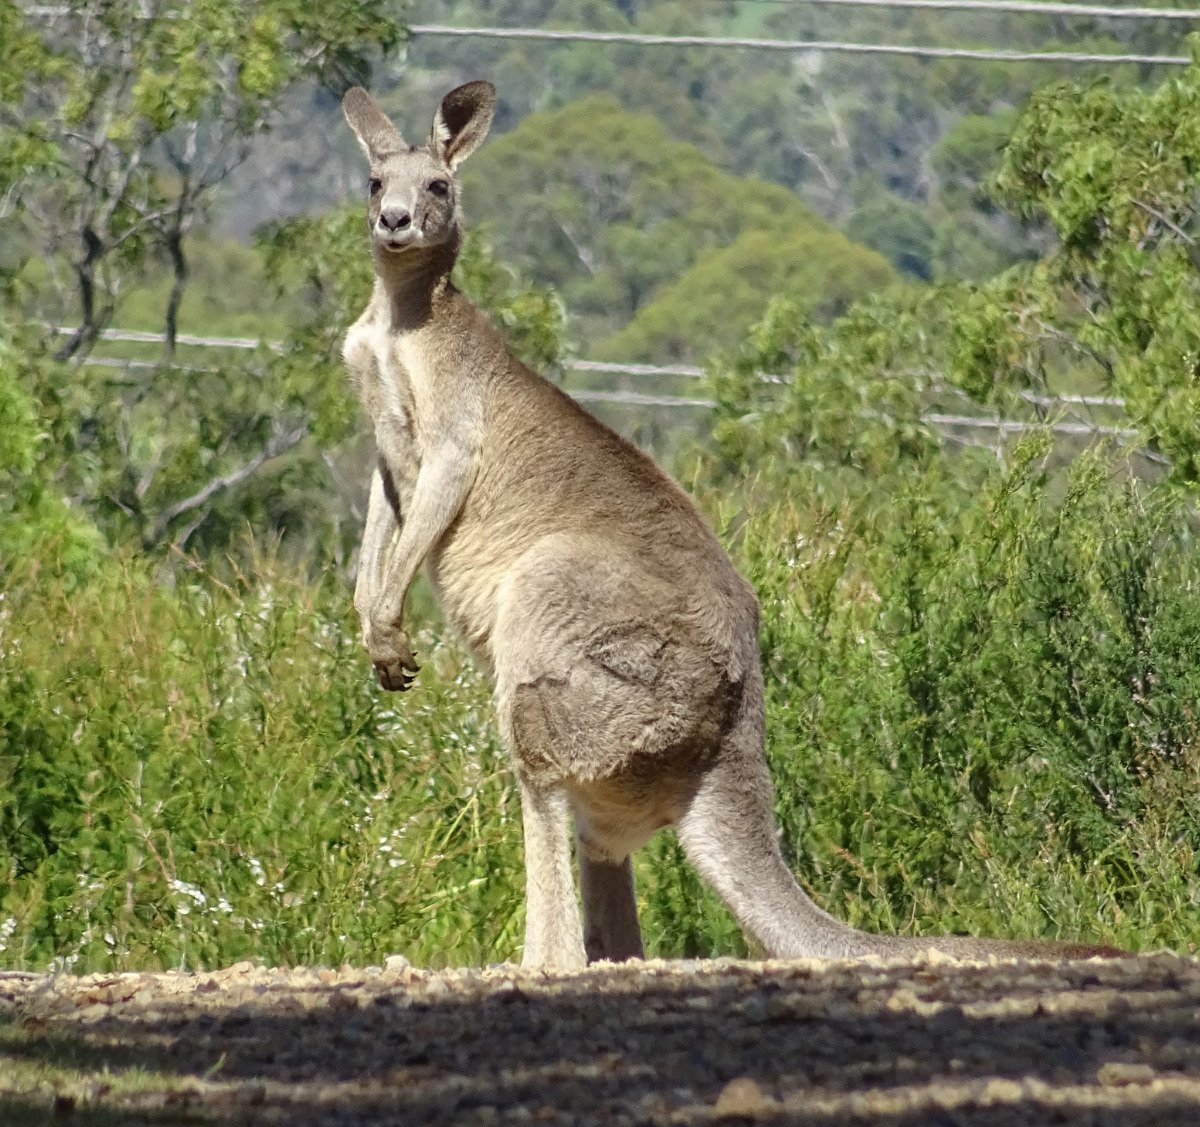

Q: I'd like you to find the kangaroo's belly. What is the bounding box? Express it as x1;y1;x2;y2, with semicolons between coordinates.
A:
425;515;510;670
375;407;420;517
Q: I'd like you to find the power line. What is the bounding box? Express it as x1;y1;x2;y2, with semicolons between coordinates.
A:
571;389;719;408
1020;389;1125;408
726;0;1200;19
408;24;1190;65
571;359;706;380
25;0;1200;22
66;328;1132;408
80;355;216;375
57;325;267;350
76;355;1133;431
924;412;1137;436
19;7;1194;64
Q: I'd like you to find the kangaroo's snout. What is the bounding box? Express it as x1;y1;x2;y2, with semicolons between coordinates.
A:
379;207;411;232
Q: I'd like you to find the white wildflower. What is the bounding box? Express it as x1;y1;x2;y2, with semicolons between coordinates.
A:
169;879;206;906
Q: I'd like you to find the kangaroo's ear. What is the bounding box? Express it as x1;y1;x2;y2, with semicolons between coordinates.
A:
343;87;406;161
430;81;496;169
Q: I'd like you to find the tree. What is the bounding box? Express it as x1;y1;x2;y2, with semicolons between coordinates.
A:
463;94;896;357
843;187;938;282
985;48;1200;479
603;228;897;363
0;1;410;559
2;0;408;358
0;1;568;562
708;50;1200;492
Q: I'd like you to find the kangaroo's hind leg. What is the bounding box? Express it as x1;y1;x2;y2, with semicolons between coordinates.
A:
516;778;587;970
493;544;686;968
500;675;587;971
577;836;643;963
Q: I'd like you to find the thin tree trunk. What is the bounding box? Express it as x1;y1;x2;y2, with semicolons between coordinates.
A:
163;224;188;360
55;227;104;362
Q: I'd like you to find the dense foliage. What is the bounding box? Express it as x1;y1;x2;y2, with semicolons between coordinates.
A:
709;40;1200;488
3;436;1197;969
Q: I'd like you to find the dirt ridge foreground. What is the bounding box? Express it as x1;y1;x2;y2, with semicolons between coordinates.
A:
3;952;1200;1125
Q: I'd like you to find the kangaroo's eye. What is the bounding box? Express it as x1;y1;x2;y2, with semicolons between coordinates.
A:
427;179;450;198
368;177;382;196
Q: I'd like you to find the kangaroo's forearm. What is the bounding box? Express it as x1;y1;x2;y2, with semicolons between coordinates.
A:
355;461;401;618
372;445;477;624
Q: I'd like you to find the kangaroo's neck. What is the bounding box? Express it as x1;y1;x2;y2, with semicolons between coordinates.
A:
372;236;460;333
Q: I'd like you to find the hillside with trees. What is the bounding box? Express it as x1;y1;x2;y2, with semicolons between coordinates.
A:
223;1;1199;352
460;94;899;359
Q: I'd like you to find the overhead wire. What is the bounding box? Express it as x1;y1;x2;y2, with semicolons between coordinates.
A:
19;6;1196;63
708;0;1200;19
407;24;1189;64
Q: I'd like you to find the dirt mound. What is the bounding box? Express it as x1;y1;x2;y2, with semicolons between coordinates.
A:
3;953;1200;1125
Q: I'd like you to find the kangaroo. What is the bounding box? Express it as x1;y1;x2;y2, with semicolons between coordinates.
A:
340;82;1124;970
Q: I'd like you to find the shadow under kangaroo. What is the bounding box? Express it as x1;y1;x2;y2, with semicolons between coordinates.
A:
338;80;1123;969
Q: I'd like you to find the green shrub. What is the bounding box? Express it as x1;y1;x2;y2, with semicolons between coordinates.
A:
746;447;1192;951
4;442;1199;969
0;551;523;972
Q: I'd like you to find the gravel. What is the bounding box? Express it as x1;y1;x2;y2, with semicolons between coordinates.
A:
3;952;1200;1125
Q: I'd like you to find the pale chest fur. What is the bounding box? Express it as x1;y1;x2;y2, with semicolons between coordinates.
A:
343;290;514;665
343;313;422;515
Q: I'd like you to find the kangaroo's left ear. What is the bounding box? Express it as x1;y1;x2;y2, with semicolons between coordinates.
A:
430;80;497;169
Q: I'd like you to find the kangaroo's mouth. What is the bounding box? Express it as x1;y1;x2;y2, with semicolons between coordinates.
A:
378;232;421;253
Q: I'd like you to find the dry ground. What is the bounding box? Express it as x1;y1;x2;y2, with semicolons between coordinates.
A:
3;953;1200;1125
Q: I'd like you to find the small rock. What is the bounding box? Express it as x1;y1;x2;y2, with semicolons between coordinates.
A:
1097;1061;1157;1087
713;1077;776;1117
384;954;410;972
74;1004;110;1024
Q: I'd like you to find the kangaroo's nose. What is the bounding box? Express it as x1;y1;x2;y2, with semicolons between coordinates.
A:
379;208;411;232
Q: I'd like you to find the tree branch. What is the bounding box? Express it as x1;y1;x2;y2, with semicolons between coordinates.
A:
1130;197;1200;271
143;423;308;548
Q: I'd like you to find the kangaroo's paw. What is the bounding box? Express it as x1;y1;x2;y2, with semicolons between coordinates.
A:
365;619;420;692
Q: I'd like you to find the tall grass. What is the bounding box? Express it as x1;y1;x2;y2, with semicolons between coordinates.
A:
2;444;1198;971
0;551;523;971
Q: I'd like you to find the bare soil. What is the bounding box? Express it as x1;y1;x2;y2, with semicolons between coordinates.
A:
3;953;1200;1125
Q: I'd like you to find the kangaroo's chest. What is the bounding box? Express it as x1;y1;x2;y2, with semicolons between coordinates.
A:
344;316;422;512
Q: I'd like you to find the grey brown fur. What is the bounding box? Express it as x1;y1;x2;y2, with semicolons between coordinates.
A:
340;82;1123;969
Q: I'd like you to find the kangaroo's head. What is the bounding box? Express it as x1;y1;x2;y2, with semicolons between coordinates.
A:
342;81;496;258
